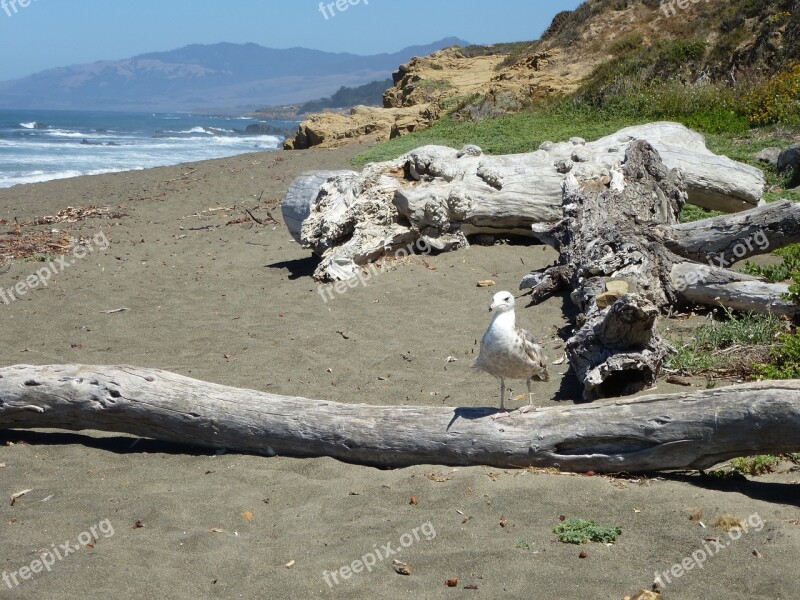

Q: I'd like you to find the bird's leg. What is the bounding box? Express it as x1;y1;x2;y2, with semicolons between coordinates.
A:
491;378;511;420
514;380;537;414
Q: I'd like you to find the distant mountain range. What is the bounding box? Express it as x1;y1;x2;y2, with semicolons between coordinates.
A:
0;38;469;113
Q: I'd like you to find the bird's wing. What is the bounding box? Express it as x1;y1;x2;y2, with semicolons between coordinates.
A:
519;326;550;381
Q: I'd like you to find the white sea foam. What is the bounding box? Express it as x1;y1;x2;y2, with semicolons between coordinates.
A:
0;109;291;188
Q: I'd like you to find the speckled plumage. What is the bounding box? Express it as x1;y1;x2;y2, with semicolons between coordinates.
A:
472;291;549;411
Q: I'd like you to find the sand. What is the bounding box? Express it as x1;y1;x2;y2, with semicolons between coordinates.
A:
0;143;798;599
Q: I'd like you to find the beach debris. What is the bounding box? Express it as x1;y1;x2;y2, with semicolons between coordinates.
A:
552;354;566;365
445;356;458;363
578;551;588;558
714;515;744;531
0;463;5;468
101;307;129;314
0;228;74;261
666;375;693;386
133;520;145;529
752;548;763;558
409;496;418;505
209;528;225;534
242;512;253;522
242;202;278;227
10;489;32;506
499;516;508;528
285;560;296;568
446;578;458;587
425;472;451;483
686;506;703;521
38;494;54;503
163;168;198;184
624;590;663;600
464;583;479;590
336;329;350;339
30;205;110;226
476;280;496;287
391;559;411;575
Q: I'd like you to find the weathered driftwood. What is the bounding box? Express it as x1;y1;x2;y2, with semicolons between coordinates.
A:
282;122;764;281
520;141;796;400
660;199;800;264
1;364;798;472
281;170;357;243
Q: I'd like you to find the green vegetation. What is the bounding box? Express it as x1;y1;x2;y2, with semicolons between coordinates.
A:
554;518;622;544
665;310;785;376
352;101;642;166
742;244;800;282
299;79;392;114
678;204;724;224
741;63;800;127
729;455;780;475
755;330;800;379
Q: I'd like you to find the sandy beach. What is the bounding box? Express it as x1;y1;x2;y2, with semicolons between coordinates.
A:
0;144;798;600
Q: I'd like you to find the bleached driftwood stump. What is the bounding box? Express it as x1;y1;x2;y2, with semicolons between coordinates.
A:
520;140;798;399
1;364;798;472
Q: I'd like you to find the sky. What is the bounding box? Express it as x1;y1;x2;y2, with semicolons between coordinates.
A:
0;0;583;81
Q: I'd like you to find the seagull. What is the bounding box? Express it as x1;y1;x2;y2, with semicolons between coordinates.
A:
472;291;549;414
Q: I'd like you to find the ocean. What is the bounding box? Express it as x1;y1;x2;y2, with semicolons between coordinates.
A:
0;109;296;188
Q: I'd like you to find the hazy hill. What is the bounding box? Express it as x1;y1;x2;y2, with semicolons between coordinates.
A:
0;38;469;113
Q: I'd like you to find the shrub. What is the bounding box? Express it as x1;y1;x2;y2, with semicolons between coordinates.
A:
741;63;800;126
756;330;800;379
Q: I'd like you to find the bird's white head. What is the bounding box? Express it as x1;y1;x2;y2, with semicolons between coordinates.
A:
489;291;515;312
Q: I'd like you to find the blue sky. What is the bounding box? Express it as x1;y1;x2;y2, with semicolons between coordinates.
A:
0;0;582;81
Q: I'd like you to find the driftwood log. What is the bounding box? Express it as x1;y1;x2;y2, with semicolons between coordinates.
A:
519;140;797;400
281;122;765;281
1;364;798;471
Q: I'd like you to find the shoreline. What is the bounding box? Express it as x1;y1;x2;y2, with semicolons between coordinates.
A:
0;141;797;599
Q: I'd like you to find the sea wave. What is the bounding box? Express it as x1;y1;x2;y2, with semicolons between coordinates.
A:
0;109;291;189
0;167;130;187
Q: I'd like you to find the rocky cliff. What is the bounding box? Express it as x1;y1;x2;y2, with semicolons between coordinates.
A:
285;0;799;150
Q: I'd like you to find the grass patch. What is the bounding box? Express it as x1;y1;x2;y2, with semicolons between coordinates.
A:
729;455;780;476
665;310;786;377
352;100;646;166
554;518;622;544
678;204;725;223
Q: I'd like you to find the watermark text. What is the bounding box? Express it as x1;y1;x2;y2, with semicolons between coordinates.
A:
322;521;436;587
3;518;115;590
